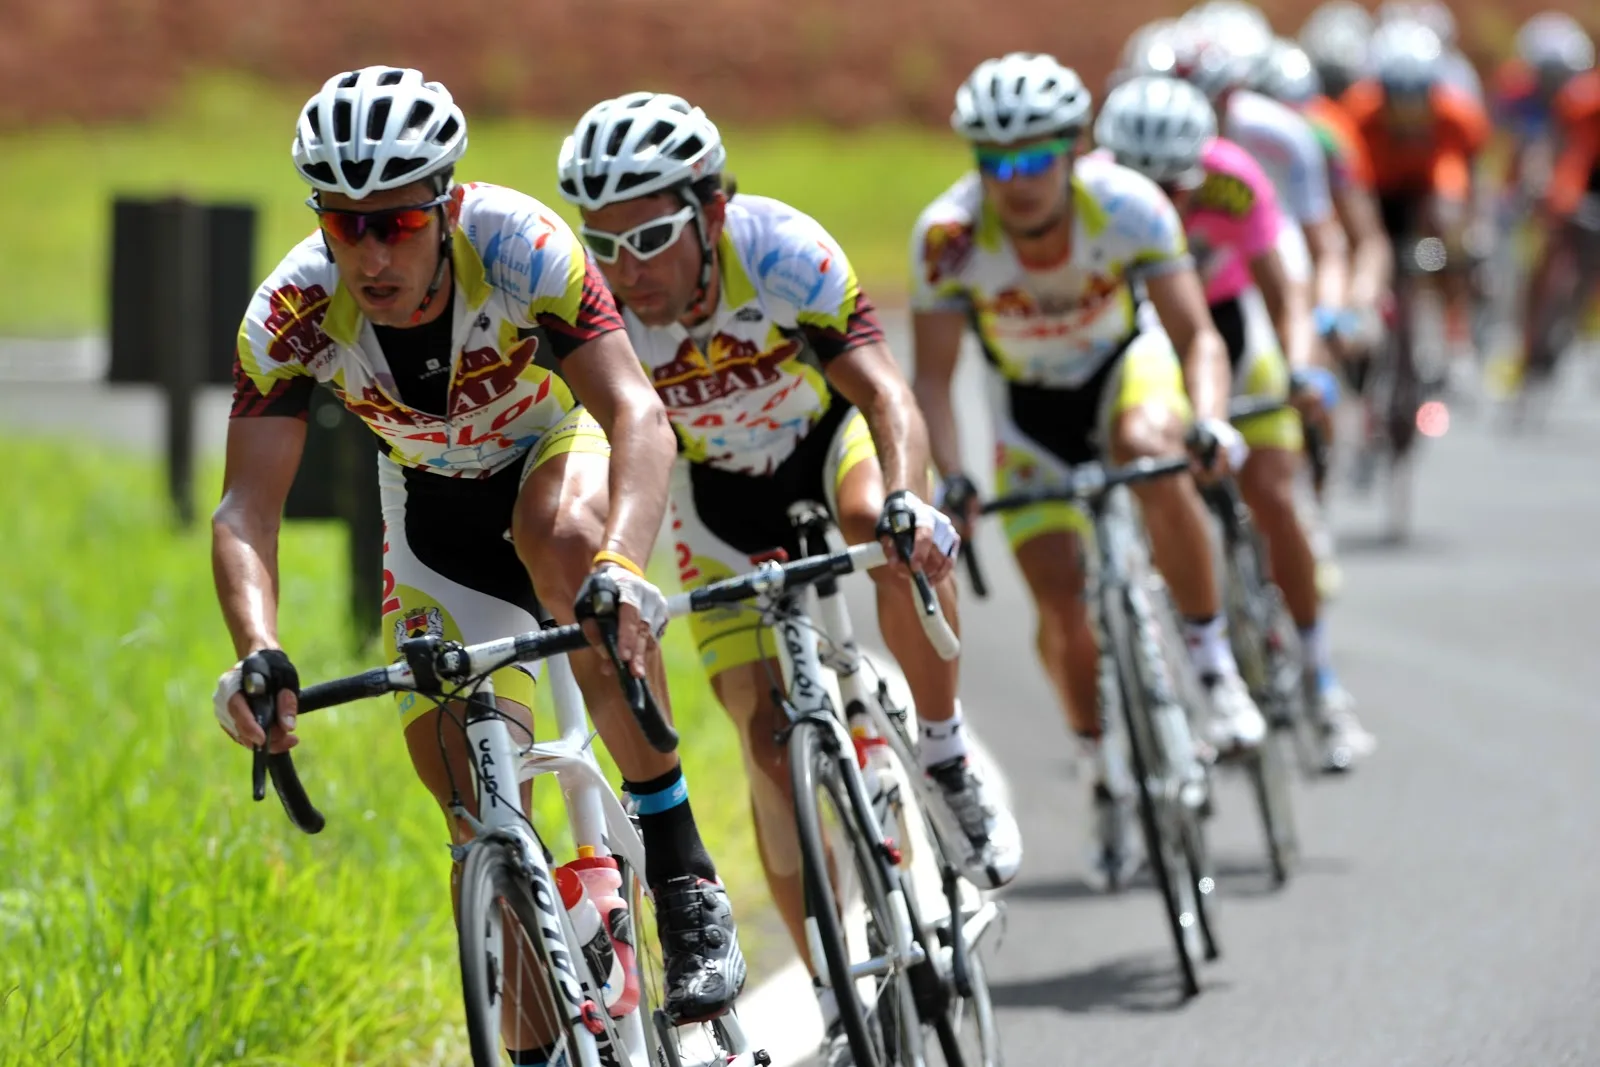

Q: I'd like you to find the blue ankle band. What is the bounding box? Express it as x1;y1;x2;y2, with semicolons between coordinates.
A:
628;777;689;815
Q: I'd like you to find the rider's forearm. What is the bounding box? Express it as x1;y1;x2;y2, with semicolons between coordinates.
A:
910;376;964;480
860;376;933;496
1347;226;1392;308
1306;218;1350;311
1269;283;1318;373
1181;327;1232;424
600;396;677;570
212;505;284;657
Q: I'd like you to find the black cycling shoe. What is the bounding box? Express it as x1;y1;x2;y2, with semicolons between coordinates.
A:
655;875;746;1023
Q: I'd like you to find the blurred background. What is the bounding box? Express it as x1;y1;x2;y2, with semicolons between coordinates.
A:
3;2;1598;1065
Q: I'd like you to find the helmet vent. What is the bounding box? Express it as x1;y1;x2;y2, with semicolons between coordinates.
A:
337;72;360;89
377;69;404;87
380;157;427;182
340;159;374;189
333;100;353;144
366;98;392;141
434;114;459;145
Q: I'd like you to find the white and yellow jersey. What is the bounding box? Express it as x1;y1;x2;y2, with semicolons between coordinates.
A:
909;155;1191;389
230;182;618;478
621;194;884;476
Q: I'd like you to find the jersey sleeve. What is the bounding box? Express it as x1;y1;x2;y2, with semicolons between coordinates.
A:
471;187;625;359
1275;108;1336;224
909;179;980;314
754;210;884;361
1236;156;1284;262
229;256;329;420
1095;165;1191;279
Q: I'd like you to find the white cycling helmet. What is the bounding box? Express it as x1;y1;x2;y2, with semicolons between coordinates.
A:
1300;3;1374;97
1380;1;1457;47
951;53;1092;144
1172;8;1276;99
1370;19;1445;97
292;67;467;199
1095;75;1217;187
1516;13;1596;77
1258;38;1325;105
556;92;726;210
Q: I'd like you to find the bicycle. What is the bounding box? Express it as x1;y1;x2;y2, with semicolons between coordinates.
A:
962;456;1220;1000
1514;194;1600;426
1202;396;1316;884
1355;233;1457;540
673;508;1005;1067
238;588;769;1067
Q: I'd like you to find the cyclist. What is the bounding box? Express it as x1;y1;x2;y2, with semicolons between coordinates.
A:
1342;20;1492;367
1516;48;1600;393
1095;75;1376;770
910;53;1266;888
1299;0;1375;100
554;91;1021;1060
210;67;745;1055
1127;10;1354;346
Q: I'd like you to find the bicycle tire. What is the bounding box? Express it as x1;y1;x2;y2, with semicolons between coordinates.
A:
1100;586;1204;999
930;925;1002;1067
1224;541;1301;884
459;837;608;1067
792;718;914;1067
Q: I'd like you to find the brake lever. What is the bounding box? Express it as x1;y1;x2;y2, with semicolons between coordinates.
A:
243;668;273;802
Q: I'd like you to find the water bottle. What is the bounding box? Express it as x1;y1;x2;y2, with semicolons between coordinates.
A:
562;852;640;1017
555;864;628;1016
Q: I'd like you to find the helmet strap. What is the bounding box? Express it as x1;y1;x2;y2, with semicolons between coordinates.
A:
409;194;457;326
679;184;719;324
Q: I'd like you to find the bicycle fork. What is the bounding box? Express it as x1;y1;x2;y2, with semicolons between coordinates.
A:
777;601;925;986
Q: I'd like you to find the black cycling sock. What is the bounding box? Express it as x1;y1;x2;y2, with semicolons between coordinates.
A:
508;1044;554;1065
624;765;717;886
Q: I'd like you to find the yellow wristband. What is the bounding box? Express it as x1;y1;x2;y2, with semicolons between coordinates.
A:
592;550;645;578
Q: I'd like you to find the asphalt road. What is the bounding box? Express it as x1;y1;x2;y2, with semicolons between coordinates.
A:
7;325;1600;1065
833;327;1600;1066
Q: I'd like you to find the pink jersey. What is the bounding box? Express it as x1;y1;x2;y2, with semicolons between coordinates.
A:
1184;138;1282;305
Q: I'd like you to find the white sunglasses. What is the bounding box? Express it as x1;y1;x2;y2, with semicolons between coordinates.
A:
580;205;697;264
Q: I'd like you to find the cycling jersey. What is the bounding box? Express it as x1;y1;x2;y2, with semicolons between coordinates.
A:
1223;89;1336;226
231;181;620;477
1340;79;1491;200
1302;95;1377;195
910;155;1194;549
1492;58;1555;143
1184;137;1283;305
619;194;883;476
1549;70;1600;216
910;156;1190;386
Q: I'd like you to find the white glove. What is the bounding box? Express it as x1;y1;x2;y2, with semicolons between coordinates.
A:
596;563;670;638
900;490;960;560
213;663;245;741
1198;417;1250;472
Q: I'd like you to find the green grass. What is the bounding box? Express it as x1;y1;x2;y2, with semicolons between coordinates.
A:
5;73;971;337
0;438;767;1065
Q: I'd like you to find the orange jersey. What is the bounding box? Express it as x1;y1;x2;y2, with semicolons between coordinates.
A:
1341;78;1492;200
1548;70;1600;215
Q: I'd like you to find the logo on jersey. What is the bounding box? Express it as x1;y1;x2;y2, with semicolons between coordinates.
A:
263;283;333;365
451;337;540;417
922;221;974;286
394;605;444;647
479;216;556;303
758;240;834;308
651;334;802;410
1194;172;1257;217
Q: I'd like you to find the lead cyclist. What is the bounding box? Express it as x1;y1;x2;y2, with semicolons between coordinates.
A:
554;91;1023;1066
209;67;745;1061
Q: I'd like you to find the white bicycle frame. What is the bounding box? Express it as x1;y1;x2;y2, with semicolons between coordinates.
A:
663;538;1001;1026
438;646;754;1067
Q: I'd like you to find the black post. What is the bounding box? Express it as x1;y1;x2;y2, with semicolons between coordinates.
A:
153;199;209;527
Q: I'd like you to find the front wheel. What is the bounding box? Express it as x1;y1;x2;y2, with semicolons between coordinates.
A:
459;837;598;1067
792;718;917;1067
